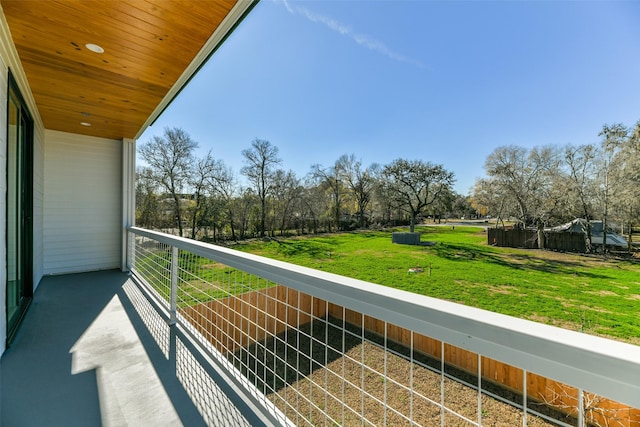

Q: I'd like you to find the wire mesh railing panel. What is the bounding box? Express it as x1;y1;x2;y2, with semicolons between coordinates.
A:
130;233;172;306
127;228;640;427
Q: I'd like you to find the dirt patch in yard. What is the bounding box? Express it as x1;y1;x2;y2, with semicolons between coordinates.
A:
584;290;618;297
487;285;517;295
231;317;568;426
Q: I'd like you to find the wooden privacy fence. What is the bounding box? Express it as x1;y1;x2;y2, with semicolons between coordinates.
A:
488;228;539;249
181;285;327;354
488;228;588;253
326;303;639;427
183;286;639;426
545;231;589;252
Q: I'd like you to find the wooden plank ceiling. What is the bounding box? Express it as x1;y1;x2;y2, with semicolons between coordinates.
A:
2;0;239;140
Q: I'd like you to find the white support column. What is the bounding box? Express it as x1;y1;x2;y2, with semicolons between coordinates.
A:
121;138;136;271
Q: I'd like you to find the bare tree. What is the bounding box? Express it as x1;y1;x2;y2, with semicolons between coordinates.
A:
210;162;238;241
372;169;397;226
564;144;598;249
597;123;628;251
135;166;160;228
139;127;197;237
471;177;512;228
337;154;376;228
188;151;217;239
381;159;455;232
430;186;455;223
299;184;326;234
309;162;345;231
241;139;281;237
233;187;257;240
614;120;640;248
200;194;225;241
484;145;561;232
271;169;302;236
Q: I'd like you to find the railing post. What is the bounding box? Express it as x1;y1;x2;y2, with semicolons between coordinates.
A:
578;389;584;427
523;369;527;427
123;230;130;272
478;353;482;427
441;340;445;427
170;246;178;325
126;231;131;271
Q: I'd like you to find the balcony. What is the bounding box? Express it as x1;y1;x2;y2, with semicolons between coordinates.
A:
3;227;639;427
0;269;278;426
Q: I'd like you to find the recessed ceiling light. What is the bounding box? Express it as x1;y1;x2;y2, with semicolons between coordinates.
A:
85;43;104;54
80;122;92;127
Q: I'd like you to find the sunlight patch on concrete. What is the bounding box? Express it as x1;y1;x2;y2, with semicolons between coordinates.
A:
70;295;181;426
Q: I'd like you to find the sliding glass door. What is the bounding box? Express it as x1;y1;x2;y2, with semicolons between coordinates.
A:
7;72;33;344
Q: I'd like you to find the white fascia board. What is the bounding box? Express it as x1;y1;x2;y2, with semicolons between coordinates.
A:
135;0;258;140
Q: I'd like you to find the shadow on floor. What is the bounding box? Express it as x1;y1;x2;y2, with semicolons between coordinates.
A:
1;269;276;427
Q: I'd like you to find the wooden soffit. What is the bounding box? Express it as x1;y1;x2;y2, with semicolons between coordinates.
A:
1;0;254;140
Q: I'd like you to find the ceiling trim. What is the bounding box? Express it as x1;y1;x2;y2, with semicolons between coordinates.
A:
135;0;259;140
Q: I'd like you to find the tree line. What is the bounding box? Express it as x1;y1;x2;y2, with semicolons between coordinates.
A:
471;121;640;249
136;128;465;240
137;120;639;246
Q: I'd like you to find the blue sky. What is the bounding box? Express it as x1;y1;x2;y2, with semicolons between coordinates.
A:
139;0;640;195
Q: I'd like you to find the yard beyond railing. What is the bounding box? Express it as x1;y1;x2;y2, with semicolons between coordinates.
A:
127;227;640;427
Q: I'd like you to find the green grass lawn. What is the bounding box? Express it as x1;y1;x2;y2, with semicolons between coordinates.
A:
134;248;276;308
231;226;640;344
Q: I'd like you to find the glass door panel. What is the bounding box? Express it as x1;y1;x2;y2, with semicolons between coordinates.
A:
7;93;21;326
6;75;33;344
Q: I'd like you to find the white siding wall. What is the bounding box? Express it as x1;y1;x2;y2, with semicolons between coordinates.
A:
44;131;121;275
0;7;46;354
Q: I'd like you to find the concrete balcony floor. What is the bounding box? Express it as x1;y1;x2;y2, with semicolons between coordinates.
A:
1;270;276;427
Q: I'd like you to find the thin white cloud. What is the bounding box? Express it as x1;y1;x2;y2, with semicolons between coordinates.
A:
353;33;418;65
275;1;426;69
297;7;352;36
278;0;294;15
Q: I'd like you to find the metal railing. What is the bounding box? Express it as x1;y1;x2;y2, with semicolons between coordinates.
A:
127;227;640;427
